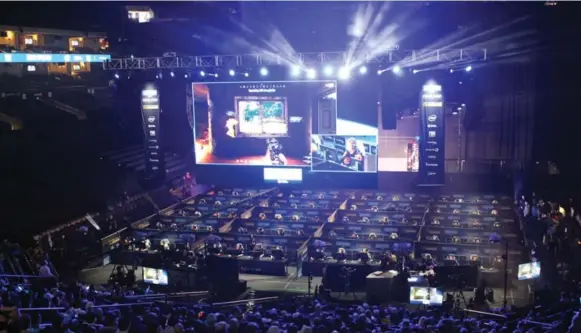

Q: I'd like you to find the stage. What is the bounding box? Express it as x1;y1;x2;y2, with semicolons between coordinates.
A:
79;265;530;307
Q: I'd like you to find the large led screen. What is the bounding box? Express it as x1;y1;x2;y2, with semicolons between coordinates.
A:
192;80;378;174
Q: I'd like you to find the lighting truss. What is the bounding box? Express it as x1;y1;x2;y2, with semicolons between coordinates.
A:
103;49;487;71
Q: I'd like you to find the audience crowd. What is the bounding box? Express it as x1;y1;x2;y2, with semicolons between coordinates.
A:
0;275;580;333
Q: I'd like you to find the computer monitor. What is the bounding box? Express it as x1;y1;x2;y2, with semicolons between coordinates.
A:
143;267;169;285
517;262;541;281
409;287;444;305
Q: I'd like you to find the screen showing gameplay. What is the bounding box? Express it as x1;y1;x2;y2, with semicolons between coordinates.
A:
143;267;169;285
193;81;334;167
192;80;378;173
311;135;378;172
517;262;541;281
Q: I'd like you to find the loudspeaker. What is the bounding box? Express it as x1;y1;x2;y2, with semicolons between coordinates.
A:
206;256;239;283
380;82;397;130
433;265;480;289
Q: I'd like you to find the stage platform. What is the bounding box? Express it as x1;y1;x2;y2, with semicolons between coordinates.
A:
79;265;530;307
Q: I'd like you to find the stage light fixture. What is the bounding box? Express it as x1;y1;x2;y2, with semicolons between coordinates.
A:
323;65;334;76
338;67;350;80
184;74;189;79
260;67;268;76
229;69;235;76
244;72;249;77
465;66;472;72
392;65;401;74
449;69;454;73
114;73;120;79
170;72;175;77
291;65;301;76
412;69;419;74
306;68;317;79
359;66;367;74
377;70;383;75
200;71;206;77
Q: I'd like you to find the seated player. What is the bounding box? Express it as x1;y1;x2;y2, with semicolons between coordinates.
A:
251;243;264;259
368;232;378;240
359;248;372;264
257;227;265;235
277;228;285;236
233;243;245;256
340;137;365;168
266;138;287;166
311;247;325;261
335;247;347;261
272;246;284;260
259;213;267;220
291;215;300;222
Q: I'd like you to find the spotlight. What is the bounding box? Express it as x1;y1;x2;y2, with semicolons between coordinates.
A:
377;70;383;75
449;69;454;73
465;66;472;72
244;72;249;77
184;74;189;79
170;72;175;77
291;65;301;77
392;65;401;74
323;65;333;76
306;68;317;79
114;73;120;79
200;71;206;77
412;69;419;74
338;67;350;80
229;69;235;76
359;66;367;74
260;67;268;76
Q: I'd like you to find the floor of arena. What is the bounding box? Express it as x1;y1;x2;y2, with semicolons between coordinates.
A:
80;265;530;307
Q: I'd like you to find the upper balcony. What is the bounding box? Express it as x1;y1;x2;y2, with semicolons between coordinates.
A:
0;26;107;54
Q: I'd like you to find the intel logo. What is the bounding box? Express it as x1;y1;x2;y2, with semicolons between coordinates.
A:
428;114;437;122
148;116;155;123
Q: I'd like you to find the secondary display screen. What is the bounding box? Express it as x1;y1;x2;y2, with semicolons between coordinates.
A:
143;267;169;285
517;262;541;281
264;167;303;184
311;135;378;172
192;81;378;174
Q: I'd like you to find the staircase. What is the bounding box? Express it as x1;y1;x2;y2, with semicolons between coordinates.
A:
38;97;87;120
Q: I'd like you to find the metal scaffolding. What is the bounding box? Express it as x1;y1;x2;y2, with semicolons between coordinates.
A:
103;49;487;71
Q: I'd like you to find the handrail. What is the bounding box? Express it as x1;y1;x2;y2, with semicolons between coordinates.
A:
124;291;209;299
416;203;430;243
521;320;552;328
212;296;279;307
20;302;156;311
463;309;507;319
0;274;56;279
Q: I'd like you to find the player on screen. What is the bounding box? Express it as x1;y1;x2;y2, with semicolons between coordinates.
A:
225;112;238;138
340;138;365;167
266;138;287;165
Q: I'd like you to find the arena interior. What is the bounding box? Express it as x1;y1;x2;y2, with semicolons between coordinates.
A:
1;2;581;333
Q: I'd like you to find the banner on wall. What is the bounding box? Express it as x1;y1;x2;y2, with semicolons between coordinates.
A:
419;83;445;186
141;83;165;180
